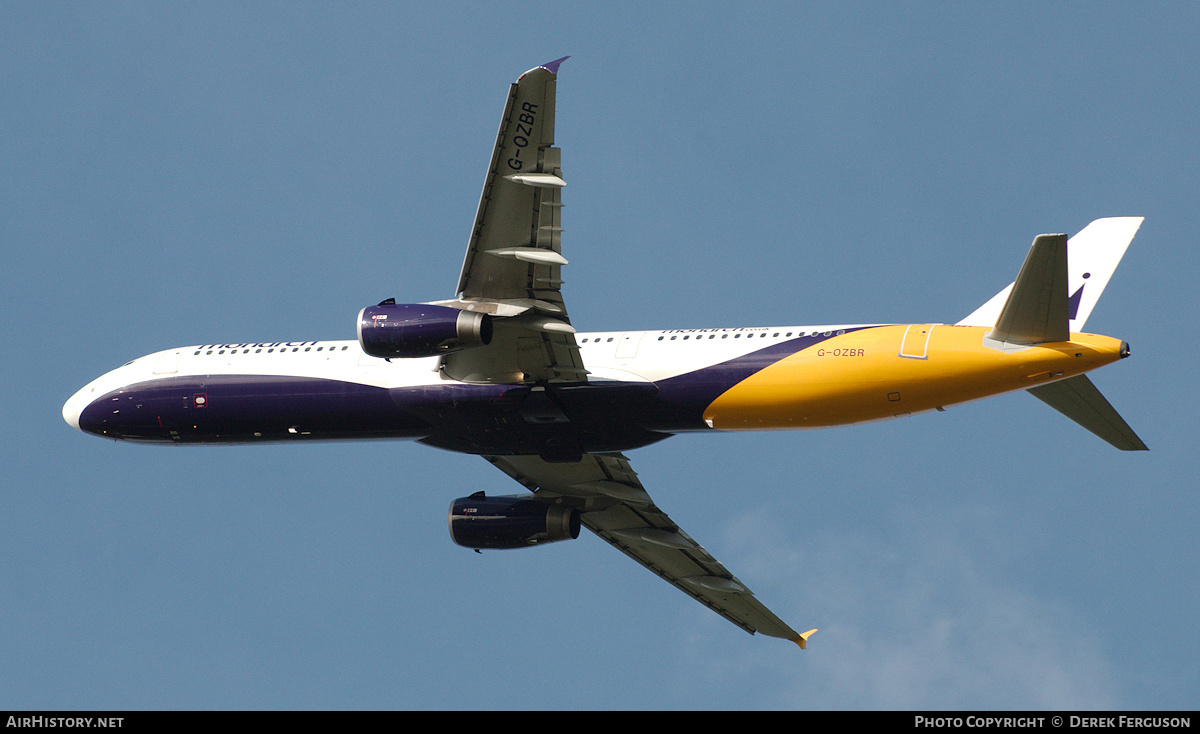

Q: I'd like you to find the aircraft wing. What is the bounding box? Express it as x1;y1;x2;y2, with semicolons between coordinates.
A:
435;57;585;384
484;452;817;647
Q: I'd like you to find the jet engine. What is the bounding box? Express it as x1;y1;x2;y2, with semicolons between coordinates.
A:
449;492;580;550
357;301;492;359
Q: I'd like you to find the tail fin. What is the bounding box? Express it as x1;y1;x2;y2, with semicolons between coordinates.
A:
959;217;1144;332
960;218;1148;450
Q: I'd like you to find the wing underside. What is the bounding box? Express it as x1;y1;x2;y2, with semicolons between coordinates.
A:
437;57;584;384
484;453;814;646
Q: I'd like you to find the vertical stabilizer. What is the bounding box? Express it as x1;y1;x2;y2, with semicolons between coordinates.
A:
960;217;1144;332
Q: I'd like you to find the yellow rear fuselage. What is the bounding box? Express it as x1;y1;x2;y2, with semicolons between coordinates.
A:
703;325;1127;430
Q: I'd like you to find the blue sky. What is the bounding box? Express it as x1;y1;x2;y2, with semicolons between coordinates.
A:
3;3;1197;710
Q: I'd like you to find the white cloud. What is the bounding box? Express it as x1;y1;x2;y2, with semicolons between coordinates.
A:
695;504;1124;709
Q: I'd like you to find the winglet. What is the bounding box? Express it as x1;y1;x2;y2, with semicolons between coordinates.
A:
794;628;818;649
539;56;570;75
520;56;569;80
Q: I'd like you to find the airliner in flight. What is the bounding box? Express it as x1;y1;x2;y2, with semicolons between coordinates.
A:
63;57;1146;648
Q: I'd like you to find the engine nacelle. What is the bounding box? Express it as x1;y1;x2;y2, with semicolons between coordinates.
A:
357;302;492;359
449;493;581;550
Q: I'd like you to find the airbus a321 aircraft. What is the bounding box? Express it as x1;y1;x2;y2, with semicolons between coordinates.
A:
63;58;1147;649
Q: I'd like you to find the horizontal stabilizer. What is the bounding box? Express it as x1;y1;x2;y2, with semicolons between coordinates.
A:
1027;374;1148;451
987;234;1069;345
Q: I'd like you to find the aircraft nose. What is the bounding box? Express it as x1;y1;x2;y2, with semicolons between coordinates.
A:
63;388;88;431
63;383;101;433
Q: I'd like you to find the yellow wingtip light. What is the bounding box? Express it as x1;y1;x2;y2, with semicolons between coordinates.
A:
795;629;818;649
